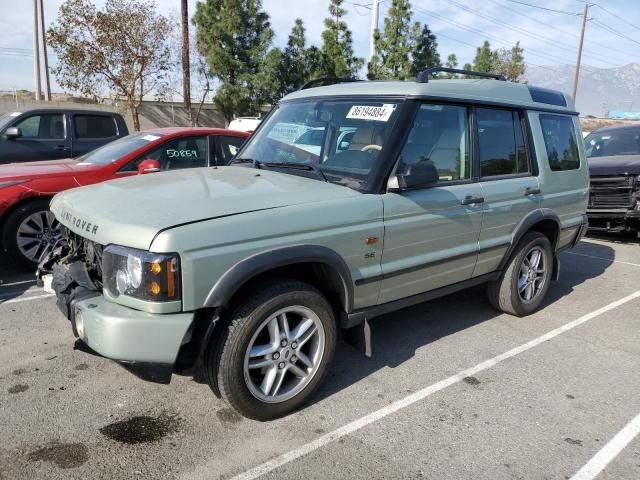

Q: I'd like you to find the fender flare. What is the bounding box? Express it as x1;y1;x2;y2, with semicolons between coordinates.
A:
203;245;355;313
497;208;561;271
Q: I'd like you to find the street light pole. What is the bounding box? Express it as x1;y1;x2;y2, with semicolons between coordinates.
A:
369;0;381;63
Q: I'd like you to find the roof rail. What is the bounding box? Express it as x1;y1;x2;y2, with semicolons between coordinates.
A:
416;67;507;83
299;77;363;90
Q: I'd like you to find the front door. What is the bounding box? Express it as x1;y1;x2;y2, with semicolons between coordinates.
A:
379;103;483;304
0;112;70;163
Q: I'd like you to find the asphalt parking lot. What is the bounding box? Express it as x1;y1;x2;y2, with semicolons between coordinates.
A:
1;235;639;480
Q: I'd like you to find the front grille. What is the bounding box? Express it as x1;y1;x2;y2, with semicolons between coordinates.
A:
589;176;636;209
60;227;104;288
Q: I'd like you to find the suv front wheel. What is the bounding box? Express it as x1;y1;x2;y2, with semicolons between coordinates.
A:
205;280;337;420
487;231;553;317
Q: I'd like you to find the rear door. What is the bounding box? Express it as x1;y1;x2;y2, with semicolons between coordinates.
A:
0;112;69;163
379;102;483;304
473;107;541;276
70;113;121;157
212;134;247;165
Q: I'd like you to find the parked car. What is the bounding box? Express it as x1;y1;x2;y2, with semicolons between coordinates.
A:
0;108;129;164
0;127;248;267
584;125;640;236
39;69;588;420
228;116;261;133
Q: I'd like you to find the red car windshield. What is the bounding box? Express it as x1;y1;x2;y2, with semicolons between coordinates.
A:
77;132;166;165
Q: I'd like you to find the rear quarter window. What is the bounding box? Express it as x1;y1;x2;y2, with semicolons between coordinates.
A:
539;114;580;171
74;114;117;139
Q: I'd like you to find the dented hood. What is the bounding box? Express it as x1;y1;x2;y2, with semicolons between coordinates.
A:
50;166;359;250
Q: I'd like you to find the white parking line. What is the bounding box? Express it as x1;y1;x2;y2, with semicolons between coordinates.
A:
0;279;37;288
0;293;55;305
223;290;640;480
565;251;640;268
570;411;640;480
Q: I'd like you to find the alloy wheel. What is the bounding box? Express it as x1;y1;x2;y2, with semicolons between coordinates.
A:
16;210;61;264
243;306;325;403
517;246;546;303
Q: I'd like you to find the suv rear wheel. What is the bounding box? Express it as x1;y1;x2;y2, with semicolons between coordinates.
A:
487;231;553;317
205;280;337;420
1;199;61;269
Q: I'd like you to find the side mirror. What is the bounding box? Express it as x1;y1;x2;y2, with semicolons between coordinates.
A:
4;127;22;139
390;162;440;191
137;159;160;174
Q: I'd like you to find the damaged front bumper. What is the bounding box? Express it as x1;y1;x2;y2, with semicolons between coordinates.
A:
40;258;194;384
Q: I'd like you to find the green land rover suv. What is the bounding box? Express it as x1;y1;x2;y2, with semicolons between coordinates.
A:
39;69;589;420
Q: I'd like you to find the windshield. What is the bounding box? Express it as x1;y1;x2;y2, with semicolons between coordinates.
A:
77;132;166;165
585;128;640;158
236;99;402;191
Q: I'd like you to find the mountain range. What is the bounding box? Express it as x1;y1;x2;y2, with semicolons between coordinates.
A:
524;63;640;117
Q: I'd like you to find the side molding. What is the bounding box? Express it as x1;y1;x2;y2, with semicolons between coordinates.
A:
203;245;355;312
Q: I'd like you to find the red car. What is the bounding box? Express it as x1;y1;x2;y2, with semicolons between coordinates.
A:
0;127;249;268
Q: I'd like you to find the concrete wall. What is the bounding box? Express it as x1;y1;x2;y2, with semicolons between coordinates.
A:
0;97;226;131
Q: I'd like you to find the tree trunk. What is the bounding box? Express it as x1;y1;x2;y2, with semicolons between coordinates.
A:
181;0;192;126
129;102;140;131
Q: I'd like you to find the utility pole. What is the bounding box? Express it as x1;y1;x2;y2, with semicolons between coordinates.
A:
572;2;589;102
369;0;381;63
32;0;41;101
38;0;51;101
181;0;192;125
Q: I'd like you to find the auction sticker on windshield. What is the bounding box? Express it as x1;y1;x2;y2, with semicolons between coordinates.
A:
346;104;396;122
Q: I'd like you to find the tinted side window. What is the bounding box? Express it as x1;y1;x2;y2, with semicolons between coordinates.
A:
74;115;117;139
14;114;65;139
477;108;528;177
218;135;246;164
398;104;470;181
122;136;208;171
539;114;580;171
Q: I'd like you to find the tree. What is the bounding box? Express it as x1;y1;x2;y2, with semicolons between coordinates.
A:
282;19;317;90
472;40;497;73
494;41;525;81
319;0;364;78
368;0;413;80
48;0;173;131
181;0;192;124
409;22;441;78
193;0;273;123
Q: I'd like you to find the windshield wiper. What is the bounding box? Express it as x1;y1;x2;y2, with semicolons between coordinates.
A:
230;157;262;169
262;162;328;182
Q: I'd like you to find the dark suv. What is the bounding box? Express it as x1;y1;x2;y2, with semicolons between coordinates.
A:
0;108;128;164
585;125;640;236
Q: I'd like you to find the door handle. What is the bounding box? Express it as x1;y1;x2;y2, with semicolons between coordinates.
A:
461;195;485;205
54;145;69;151
524;187;541;196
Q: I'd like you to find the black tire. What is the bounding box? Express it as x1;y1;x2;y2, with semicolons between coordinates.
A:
205;280;337;421
487;231;553;317
1;198;56;270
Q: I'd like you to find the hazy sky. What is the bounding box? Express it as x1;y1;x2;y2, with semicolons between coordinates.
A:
0;0;638;93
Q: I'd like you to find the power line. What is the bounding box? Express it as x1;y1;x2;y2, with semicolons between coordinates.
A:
412;3;582;67
446;0;622;68
503;0;581;16
591;19;640;47
592;3;640;33
486;0;638;61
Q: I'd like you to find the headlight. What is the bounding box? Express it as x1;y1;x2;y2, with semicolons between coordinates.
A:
0;179;30;189
103;245;181;302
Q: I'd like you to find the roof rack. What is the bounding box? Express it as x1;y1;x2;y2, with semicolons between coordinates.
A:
299;77;363;90
416;67;507;83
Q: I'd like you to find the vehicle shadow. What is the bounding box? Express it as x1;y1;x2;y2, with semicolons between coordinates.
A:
585;230;640;245
0;252;38;304
312;241;615;405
